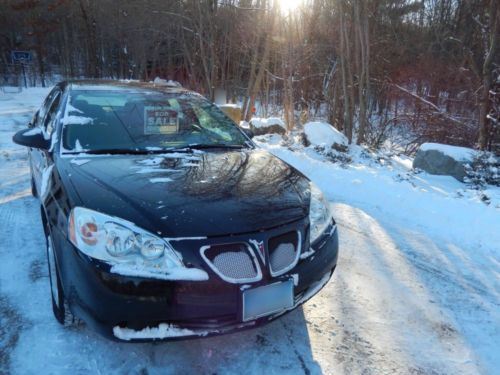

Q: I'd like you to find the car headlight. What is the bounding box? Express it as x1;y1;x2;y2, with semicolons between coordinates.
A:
309;183;333;243
68;207;183;271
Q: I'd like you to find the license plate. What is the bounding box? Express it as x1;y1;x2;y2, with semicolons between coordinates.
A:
242;280;294;321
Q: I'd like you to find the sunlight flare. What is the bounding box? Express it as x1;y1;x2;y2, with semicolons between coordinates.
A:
277;0;303;14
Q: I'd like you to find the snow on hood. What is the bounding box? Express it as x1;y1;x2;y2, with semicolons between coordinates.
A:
61;149;310;237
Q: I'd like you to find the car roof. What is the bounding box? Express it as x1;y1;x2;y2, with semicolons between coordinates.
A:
60;79;192;95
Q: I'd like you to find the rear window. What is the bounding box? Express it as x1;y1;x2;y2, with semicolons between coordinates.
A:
61;88;246;152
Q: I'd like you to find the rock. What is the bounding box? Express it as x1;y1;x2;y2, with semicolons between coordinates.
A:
413;143;476;181
303;122;348;152
249;117;286;136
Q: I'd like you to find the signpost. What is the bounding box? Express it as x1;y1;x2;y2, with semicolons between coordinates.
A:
11;50;32;88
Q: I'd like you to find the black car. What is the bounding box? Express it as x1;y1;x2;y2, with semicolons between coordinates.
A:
13;80;338;341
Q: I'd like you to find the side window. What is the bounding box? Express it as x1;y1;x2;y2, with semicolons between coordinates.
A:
43;92;62;136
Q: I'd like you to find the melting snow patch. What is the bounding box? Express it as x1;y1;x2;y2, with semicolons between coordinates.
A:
65;103;83;114
149;177;173;183
138;154;201;166
49;131;59;152
300;248;315;259
70;158;91;166
74;139;84;152
61;115;94;126
113;324;198;341
164;236;207;242
138;157;164;166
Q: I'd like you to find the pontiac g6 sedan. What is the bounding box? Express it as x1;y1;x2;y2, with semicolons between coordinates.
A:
13;80;338;341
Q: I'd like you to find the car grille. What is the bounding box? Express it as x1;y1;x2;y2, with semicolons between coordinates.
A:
268;231;301;276
201;243;261;283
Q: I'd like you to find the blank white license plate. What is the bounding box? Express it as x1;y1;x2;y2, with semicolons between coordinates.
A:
242;280;294;321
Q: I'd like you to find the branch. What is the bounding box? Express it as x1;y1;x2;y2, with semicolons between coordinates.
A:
391;83;471;128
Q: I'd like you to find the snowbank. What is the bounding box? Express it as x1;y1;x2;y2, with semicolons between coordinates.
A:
303;122;348;150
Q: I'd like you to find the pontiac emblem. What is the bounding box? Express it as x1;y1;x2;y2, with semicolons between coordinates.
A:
250;239;266;263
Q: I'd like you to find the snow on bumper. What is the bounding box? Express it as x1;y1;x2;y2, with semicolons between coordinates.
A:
111;270;335;341
113;324;204;341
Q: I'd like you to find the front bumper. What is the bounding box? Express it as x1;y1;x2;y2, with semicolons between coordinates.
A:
51;220;339;341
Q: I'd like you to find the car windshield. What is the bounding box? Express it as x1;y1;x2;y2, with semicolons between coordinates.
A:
61;87;248;153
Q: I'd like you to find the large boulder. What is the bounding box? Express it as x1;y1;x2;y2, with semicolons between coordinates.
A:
413;143;475;182
303;122;348;152
249;117;287;136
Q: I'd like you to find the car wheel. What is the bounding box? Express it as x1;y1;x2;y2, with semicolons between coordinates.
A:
31;175;37;197
45;232;79;326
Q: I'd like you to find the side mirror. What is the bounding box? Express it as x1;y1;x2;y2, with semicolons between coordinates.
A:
12;128;50;150
241;128;254;139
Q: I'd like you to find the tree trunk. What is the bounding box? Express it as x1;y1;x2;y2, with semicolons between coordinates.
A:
478;0;498;150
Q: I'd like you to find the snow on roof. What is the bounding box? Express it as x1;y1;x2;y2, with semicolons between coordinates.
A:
419;143;476;161
250;117;286;129
304;121;348;147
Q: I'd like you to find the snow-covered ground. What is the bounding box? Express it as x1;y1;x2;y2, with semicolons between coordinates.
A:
0;88;499;374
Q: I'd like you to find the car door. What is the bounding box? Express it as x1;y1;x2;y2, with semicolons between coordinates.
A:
31;88;62;195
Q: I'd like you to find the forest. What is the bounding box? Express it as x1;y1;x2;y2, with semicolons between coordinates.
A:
0;0;498;152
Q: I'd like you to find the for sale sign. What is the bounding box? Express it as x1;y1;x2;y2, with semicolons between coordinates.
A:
144;106;179;135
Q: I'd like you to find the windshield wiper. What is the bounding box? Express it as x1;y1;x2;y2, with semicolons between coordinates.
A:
186;143;246;150
63;144;246;155
64;147;191;155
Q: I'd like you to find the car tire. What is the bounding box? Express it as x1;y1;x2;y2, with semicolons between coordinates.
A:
45;231;79;326
31;175;37;197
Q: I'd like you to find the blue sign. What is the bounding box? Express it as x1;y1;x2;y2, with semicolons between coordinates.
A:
11;51;32;63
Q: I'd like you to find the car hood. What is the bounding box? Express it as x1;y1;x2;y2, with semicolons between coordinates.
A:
60;149;310;237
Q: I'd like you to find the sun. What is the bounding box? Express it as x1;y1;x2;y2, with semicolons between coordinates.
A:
278;0;303;14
